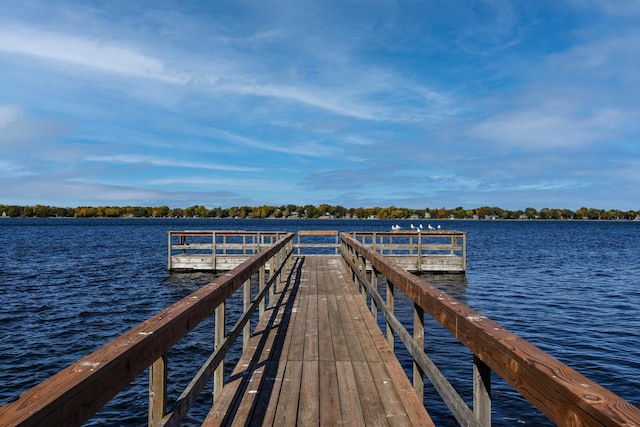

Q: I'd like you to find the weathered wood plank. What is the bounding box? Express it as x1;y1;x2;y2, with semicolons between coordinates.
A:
335;361;367;425
271;361;303;426
319;360;341;425
351;361;390;426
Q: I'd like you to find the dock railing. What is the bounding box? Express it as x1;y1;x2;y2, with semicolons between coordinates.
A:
340;232;640;427
167;230;286;270
0;233;295;427
351;230;466;272
295;229;340;254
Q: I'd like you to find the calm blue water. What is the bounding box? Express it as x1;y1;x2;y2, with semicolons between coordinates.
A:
0;218;638;425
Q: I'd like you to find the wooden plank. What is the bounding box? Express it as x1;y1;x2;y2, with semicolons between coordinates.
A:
335;361;366;425
367;361;413;426
286;259;310;361
351;361;390;426
272;361;303;426
326;261;350;361
298;360;319;424
303;259;319;362
316;264;335;362
319;360;341;425
386;361;436;427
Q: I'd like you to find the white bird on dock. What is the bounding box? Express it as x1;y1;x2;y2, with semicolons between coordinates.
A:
410;224;415;230
391;224;401;231
428;224;435;230
437;224;441;229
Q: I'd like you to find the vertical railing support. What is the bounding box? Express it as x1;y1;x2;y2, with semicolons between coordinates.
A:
211;232;216;271
370;268;378;321
148;353;167;427
413;303;424;401
386;280;395;348
269;253;276;304
259;264;266;317
167;232;172;270
243;278;251;350
213;302;225;400
473;355;492;426
359;254;366;301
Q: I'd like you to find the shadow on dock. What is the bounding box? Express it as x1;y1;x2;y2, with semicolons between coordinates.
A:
217;257;305;424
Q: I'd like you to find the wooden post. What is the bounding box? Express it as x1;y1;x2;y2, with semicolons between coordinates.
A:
167;232;172;270
243;278;251;350
417;233;422;272
386;280;394;349
274;250;280;294
473;355;491;426
214;302;225;400
359;254;366;301
370;268;378;321
148;353;167;427
211;232;216;271
259;265;266;317
462;234;467;271
269;253;275;306
413;303;424;401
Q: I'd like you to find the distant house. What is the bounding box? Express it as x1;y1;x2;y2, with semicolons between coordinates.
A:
1;211;6;217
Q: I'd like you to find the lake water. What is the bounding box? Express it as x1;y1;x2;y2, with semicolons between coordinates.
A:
0;218;638;425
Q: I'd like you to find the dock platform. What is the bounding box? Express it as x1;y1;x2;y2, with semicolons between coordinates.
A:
2;231;639;426
204;256;433;426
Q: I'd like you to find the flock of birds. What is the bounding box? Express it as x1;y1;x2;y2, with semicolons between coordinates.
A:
391;223;441;231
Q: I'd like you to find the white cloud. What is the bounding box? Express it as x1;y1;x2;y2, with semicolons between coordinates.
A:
0;26;185;83
468;107;622;150
85;154;262;173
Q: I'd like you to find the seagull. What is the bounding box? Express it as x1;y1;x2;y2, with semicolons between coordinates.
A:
437;224;441;229
410;224;415;229
428;224;435;230
391;224;401;231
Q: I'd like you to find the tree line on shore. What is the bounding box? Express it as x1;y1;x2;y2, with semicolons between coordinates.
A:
1;203;639;220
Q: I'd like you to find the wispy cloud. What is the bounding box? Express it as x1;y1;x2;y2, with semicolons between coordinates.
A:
85;154;262;173
0;26;185;83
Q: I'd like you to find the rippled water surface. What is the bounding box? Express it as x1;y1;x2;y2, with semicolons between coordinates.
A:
1;218;638;425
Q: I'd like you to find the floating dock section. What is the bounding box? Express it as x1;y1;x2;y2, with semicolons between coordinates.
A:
168;229;467;273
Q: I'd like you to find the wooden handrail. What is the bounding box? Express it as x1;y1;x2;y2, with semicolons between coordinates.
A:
340;232;640;426
0;233;295;427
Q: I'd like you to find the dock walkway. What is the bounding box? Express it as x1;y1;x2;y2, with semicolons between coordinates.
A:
204;255;434;426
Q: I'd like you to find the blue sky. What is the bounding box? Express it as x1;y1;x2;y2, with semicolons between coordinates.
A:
1;1;639;210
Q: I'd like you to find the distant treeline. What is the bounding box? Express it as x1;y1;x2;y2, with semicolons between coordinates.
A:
1;204;639;220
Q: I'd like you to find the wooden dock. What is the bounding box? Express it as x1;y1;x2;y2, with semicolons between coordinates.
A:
2;231;639;426
204;256;433;426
